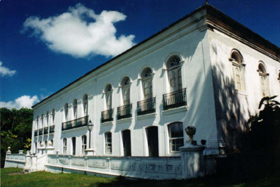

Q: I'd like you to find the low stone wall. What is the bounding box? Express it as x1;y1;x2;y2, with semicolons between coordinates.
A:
46;155;183;179
4;154;26;168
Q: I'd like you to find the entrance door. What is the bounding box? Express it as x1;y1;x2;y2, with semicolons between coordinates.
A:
146;126;159;157
72;137;76;155
122;130;131;156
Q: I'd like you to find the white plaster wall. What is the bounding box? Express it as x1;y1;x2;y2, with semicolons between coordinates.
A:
208;28;280;141
31;10;222;157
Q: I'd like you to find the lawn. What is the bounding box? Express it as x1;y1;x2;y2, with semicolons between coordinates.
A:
1;168;280;187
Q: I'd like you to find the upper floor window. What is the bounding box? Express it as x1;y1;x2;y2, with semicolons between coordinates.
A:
83;94;88;116
52;109;55;124
63;138;67;154
121;77;130;105
258;63;269;97
46;112;49;126
73;99;77;119
37;116;39;129
168;122;184;152
141;68;153;99
64;103;68;121
105;84;113;109
82;135;87;155
105;132;112;154
167;56;182;92
230;50;245;91
41;114;44;127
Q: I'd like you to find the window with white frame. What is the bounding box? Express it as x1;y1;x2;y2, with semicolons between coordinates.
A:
72;137;76;155
167;56;182;92
105;84;113;109
105;132;112;154
64;103;68;121
168;122;184;152
82;135;87;155
52;109;55;124
83;94;88;116
258;63;269;97
41;114;44;127
230;50;245;91
63;138;67;154
73;99;77;119
121;77;131;105
141;68;153;99
46;112;49;126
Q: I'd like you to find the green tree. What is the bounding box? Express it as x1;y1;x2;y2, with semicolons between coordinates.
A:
0;108;33;167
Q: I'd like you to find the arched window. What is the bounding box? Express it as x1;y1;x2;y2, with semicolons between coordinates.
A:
41;114;44;127
121;77;130;105
141;68;153;99
167;56;182;92
82;135;87;155
73;99;77;119
105;84;113;109
63;138;67;154
230;50;245;91
168;122;183;152
105;132;112;154
83;94;88;116
52;109;55;124
64;103;68;121
46;112;49;126
37;116;39;129
258;63;269;97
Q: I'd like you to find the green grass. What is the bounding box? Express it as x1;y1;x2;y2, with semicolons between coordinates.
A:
1;168;280;187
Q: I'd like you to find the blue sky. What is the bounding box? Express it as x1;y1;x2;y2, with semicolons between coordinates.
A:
1;0;279;109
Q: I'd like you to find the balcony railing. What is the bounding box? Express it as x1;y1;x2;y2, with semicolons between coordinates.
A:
34;130;38;136
101;109;114;123
43;127;48;134
62;116;88;131
117;104;132;120
137;97;156;115
39;128;43;135
163;88;187;110
49;125;55;133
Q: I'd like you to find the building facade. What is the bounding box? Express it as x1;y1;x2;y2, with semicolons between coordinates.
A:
7;4;280;178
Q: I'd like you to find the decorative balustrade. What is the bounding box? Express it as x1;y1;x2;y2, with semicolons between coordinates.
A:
163;88;187;110
62;116;88;131
101;109;114;123
49;125;55;133
39;128;43;135
117;104;132;120
137;97;156;115
43;127;48;134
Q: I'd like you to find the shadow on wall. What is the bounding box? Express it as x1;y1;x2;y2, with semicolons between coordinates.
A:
211;48;250;153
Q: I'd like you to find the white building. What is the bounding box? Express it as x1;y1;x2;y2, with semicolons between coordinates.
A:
6;4;280;179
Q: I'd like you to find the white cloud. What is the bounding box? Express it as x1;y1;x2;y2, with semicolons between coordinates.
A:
22;3;135;58
0;61;16;77
0;95;39;109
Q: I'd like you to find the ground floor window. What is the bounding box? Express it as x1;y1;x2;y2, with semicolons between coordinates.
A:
72;137;76;155
63;138;67;154
105;132;112;154
168;122;184;152
82;135;87;155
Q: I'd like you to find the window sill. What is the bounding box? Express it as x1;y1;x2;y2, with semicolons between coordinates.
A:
162;105;189;116
234;89;248;96
137;112;156;120
117;117;132;124
101;121;113;127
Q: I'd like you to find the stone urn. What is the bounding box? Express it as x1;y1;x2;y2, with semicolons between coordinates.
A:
185;126;196;141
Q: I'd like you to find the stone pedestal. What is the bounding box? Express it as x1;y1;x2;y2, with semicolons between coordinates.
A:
179;141;205;179
46;147;55;154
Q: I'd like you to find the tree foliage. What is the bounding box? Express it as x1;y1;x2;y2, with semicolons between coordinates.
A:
0;107;33;167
